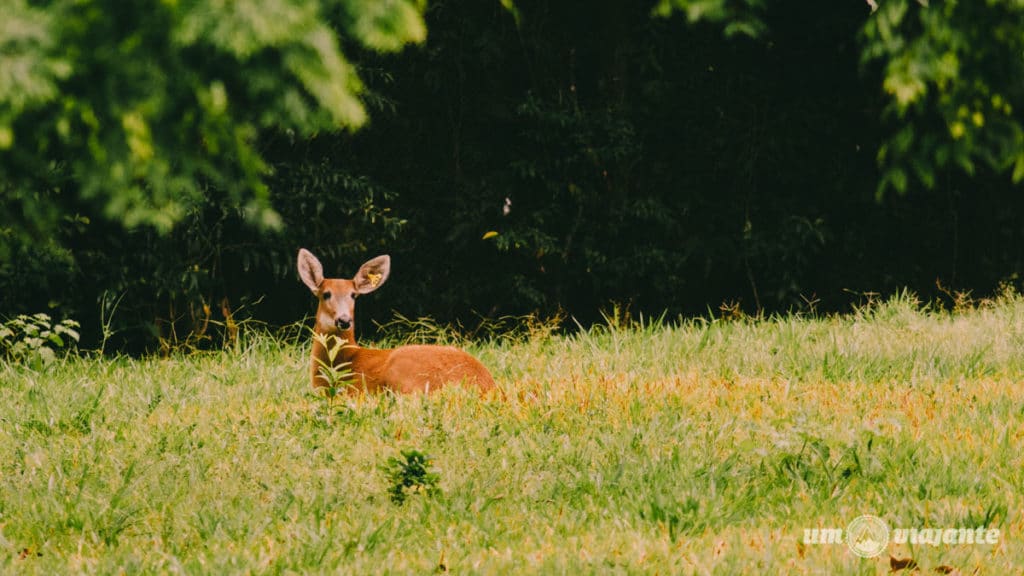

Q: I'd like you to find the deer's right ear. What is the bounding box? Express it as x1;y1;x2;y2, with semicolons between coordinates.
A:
297;249;324;293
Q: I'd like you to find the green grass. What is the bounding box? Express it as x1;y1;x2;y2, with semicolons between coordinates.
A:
2;292;1023;574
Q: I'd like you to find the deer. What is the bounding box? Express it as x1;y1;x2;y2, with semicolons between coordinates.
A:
297;248;495;394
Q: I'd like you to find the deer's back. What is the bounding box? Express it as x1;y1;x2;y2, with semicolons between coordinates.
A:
379;344;495;394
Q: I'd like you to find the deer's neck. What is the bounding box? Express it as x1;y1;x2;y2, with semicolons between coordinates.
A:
337;329;359;361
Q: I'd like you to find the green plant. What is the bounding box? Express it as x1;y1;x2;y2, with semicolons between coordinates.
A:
382;449;441;505
312;331;355;414
0;313;80;367
97;290;125;355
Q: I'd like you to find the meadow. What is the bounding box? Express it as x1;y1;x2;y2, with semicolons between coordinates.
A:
2;292;1022;574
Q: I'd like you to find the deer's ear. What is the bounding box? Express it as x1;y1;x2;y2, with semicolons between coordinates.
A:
297;249;324;293
353;255;390;294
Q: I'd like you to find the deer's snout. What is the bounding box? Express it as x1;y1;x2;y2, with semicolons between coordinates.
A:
335;317;352;331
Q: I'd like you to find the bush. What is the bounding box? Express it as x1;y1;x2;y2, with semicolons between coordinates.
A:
382;449;441;505
0;313;80;367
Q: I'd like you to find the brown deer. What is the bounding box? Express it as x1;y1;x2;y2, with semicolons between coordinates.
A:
297;249;495;394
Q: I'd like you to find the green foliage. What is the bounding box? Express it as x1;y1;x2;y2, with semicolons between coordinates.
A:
0;0;425;250
382;448;441;505
0;236;75;312
0;312;80;367
7;0;1024;352
312;332;356;415
1;153;407;353
651;0;766;37
861;0;1024;195
653;0;1024;196
496;95;647;308
0;1;69;132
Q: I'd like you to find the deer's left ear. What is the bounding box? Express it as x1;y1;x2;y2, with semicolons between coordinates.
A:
353;255;391;294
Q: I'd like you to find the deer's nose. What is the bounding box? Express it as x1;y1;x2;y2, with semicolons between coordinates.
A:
335;318;352;331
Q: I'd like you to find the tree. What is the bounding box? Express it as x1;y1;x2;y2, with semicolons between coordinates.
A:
654;0;1024;197
0;0;426;257
861;0;1024;196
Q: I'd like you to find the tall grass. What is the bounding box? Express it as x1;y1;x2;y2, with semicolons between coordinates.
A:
1;293;1022;574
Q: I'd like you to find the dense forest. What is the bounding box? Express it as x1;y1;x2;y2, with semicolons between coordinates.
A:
3;0;1024;352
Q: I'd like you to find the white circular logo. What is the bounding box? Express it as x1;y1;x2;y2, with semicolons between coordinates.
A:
846;515;889;558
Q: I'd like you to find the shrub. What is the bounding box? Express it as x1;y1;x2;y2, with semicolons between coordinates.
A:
382;449;441;505
0;313;80;367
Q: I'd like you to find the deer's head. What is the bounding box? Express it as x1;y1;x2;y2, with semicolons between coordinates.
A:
297;249;391;334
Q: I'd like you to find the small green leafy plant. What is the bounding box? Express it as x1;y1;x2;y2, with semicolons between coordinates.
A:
382;449;441;505
0;313;80;367
312;331;355;414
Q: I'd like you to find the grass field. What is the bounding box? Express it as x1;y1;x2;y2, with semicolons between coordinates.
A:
2;292;1023;574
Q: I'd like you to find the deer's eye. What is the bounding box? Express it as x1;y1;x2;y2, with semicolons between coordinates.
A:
322;291;332;301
